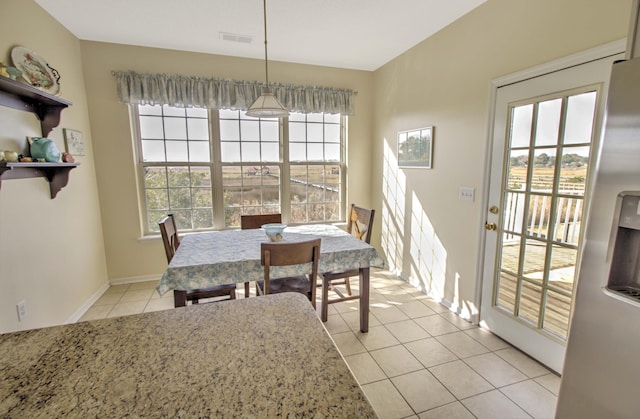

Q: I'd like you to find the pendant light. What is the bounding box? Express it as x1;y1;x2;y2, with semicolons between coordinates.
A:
246;0;289;118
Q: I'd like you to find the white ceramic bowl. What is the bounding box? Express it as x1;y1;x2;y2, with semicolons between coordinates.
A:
262;223;286;242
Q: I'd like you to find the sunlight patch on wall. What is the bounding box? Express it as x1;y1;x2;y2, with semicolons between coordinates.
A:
381;140;406;272
409;192;447;301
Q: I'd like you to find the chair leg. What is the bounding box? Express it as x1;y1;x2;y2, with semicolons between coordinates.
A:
344;278;352;296
173;290;187;307
244;281;250;298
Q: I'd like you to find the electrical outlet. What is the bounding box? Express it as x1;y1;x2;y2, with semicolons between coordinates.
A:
16;300;27;322
459;186;475;202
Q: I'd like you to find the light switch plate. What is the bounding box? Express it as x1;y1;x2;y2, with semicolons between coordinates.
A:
459;187;475;202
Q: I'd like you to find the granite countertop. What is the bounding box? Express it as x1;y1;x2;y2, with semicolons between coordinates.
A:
0;293;376;418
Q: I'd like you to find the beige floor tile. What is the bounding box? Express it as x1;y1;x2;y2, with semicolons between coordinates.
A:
120;288;155;303
414;315;460;336
464;352;528;388
331;331;368;356
370;345;423;377
371;278;405;289
104;284;130;294
341;309;381;331
408;289;431;301
144;297;175;313
392;369;456;413
534;373;561;396
429;360;494;399
361;379;414;419
382;287;417;304
371;305;410;324
78;305;113;321
396;300;438;319
149;289;167;300
463;327;510;351
436;331;490;359
438;311;476;330
128;280;159;290
495;348;552;378
418;402;475;419
332;299;361;314
405;338;458;368
356;325;401;351
500;379;557;418
461;389;530;419
94;293;124;306
106;301;147;318
385;319;431;343
369;291;390;304
343;352;387;384
323;313;350;334
419;298;449;314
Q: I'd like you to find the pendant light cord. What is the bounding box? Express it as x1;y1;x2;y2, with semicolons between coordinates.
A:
262;0;270;86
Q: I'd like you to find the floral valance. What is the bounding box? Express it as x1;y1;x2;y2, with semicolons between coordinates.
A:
112;71;356;115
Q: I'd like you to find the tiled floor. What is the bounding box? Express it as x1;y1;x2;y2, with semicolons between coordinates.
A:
79;269;560;419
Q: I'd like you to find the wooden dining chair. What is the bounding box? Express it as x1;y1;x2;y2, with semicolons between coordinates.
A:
240;213;283;298
159;214;237;307
257;238;321;309
320;204;375;321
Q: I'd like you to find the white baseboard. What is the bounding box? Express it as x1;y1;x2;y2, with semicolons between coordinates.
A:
65;281;110;324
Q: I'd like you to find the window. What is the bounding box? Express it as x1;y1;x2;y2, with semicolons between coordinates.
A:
133;105;345;234
289;112;342;222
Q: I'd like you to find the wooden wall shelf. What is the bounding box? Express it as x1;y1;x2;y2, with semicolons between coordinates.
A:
0;76;71;137
0;76;77;198
0;162;79;199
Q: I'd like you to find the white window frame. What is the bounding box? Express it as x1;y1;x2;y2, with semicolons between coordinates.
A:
130;105;347;235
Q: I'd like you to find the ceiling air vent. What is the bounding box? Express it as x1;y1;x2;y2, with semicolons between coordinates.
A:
220;32;253;44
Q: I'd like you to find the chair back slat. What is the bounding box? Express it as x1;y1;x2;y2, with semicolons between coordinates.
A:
346;204;375;244
159;214;180;263
241;213;282;230
261;239;321;297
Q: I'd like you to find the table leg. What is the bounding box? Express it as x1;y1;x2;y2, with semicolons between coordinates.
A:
359;267;370;333
173;290;187;307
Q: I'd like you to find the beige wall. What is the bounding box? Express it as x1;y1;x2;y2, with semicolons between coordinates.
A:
372;0;631;319
79;42;374;282
0;0;108;333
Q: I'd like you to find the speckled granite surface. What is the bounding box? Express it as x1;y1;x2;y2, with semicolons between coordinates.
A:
0;293;376;418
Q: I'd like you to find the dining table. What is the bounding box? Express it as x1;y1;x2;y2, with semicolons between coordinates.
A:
157;224;386;332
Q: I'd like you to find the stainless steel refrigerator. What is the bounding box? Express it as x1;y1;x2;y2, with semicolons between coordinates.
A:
557;57;640;418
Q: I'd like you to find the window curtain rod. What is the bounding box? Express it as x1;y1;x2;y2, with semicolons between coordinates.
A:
112;71;356;115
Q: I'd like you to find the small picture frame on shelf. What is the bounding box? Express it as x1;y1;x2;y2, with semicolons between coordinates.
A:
63;128;84;156
398;126;433;168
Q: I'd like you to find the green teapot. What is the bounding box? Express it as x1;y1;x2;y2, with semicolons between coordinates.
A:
29;137;61;162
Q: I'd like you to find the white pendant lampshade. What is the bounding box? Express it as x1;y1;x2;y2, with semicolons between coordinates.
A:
247;88;288;118
246;0;288;118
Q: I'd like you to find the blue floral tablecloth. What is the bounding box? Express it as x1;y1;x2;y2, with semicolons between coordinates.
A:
157;224;386;295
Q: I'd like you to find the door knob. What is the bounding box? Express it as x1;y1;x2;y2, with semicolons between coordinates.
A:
485;222;497;231
489;206;499;214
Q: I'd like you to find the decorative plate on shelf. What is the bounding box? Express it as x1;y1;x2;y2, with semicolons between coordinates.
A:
11;46;60;95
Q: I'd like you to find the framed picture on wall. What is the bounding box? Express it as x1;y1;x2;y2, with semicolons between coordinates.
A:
398;126;433;168
63;128;85;156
